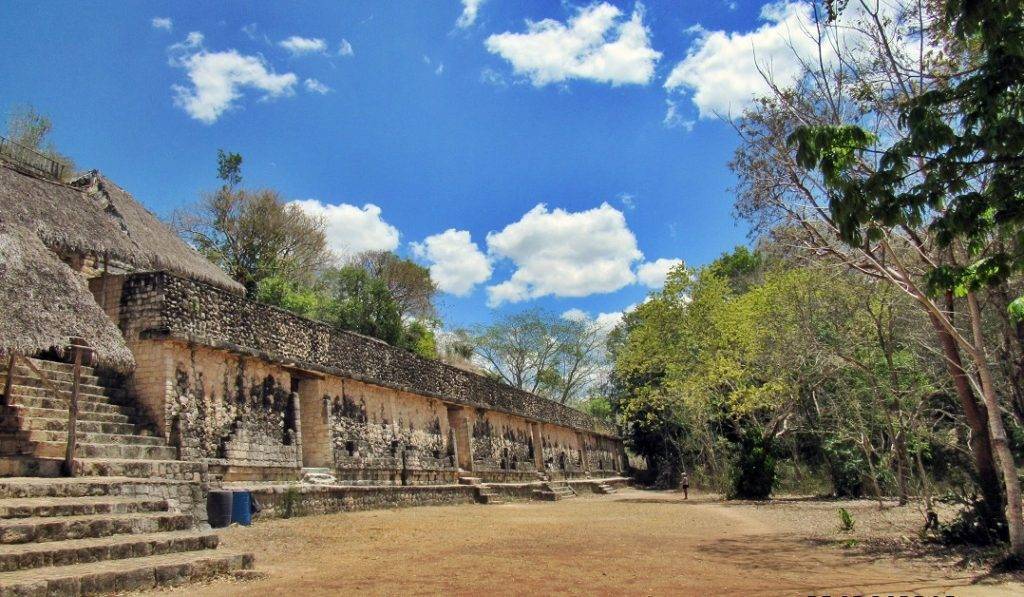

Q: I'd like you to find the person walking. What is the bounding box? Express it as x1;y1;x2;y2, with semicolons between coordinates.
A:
681;471;690;500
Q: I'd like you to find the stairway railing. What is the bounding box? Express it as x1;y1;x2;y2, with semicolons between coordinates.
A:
3;339;93;477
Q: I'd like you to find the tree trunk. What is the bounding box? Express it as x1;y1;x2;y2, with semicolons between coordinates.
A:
894;431;911;506
967;292;1024;556
927;310;1005;517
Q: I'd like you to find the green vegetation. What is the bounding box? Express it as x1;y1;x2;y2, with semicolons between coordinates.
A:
3;105;77;180
606;0;1024;565
179;151;440;358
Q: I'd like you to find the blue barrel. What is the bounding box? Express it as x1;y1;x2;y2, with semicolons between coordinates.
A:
231;490;253;526
207;490;233;528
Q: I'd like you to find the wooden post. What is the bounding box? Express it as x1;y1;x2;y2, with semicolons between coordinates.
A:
2;353;15;407
63;346;83;477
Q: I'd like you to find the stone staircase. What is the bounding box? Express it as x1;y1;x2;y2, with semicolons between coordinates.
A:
532;481;576;502
594;480;618;495
457;476;504;505
0;357;253;594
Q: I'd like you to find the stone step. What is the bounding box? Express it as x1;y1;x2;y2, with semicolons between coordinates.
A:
1;378;122;401
12;417;138;437
6;389;131;415
0;549;253;595
0;529;217;573
18;430;160;447
0;477;177;500
0;512;192;545
16;358;95;375
71;459;205;481
0;458;205;481
0;367;101;387
7;406;132;426
2;439;178;462
0;497;167;519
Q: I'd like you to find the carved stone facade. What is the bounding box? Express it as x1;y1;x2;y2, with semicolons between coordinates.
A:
102;271;626;484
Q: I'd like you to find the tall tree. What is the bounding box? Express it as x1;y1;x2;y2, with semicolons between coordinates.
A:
789;0;1024;554
350;250;437;320
176;152;331;293
729;0;1010;536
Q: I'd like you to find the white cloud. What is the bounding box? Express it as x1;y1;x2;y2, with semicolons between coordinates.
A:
456;0;487;29
561;304;635;335
290;199;400;257
279;36;328;56
637;258;683;288
338;39;354;57
617;192;637;210
485;2;661;87
151;17;173;31
169;33;298;124
412;229;492;296
664;1;818;118
435;63;445;75
480;67;508;88
665;1;917;118
662;99;695;131
304;78;331;94
486;203;642;307
241;23;259;40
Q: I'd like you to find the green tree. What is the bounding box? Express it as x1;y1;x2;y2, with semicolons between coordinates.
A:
789;0;1024;554
176;152;331;293
320;266;403;345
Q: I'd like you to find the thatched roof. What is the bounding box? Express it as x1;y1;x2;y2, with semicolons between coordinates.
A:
0;164;243;293
0;223;135;372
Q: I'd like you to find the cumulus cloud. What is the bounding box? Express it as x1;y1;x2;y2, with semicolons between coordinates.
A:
289;199;400;257
637;258;683;288
151;17;173;31
485;2;661;87
279;36;328;56
169;33;298;124
485;203;642;307
412;229;492;296
561;305;635;335
662;99;695;131
304;78;331;94
665;1;918;118
456;0;487;29
664;1;819;118
338;39;354;57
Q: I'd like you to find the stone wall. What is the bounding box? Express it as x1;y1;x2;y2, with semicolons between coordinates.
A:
102;271;626;485
321;378;456;485
116;272;617;438
469;410;537;480
163;343;301;471
245;484;478;519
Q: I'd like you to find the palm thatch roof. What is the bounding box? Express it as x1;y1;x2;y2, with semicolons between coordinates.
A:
0;223;135;372
0;164;243;293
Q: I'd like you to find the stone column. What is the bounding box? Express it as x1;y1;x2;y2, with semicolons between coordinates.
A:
531;422;544;471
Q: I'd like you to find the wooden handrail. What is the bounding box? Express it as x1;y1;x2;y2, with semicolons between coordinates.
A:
15;349;87;477
2;353;14;406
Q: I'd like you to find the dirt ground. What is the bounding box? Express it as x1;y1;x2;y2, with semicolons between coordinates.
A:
150;488;1024;596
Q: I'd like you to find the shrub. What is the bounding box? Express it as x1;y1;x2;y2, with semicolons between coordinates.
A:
838;507;855;532
729;430;775;500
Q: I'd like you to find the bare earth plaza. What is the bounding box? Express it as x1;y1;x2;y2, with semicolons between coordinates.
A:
3;0;1024;595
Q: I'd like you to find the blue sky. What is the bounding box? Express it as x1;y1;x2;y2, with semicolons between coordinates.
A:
0;1;816;330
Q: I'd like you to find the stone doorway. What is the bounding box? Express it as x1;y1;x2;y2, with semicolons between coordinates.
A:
294;374;331;468
446;406;473;472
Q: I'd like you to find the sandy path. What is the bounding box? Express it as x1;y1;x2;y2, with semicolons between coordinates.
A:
152;488;1023;596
